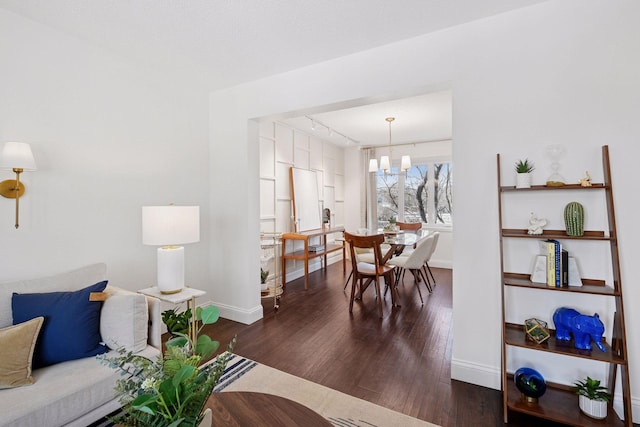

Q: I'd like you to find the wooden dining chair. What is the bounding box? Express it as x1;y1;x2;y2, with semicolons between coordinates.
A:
344;232;398;318
396;221;422;231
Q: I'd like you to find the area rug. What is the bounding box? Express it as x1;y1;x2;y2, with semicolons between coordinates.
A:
93;354;438;427
213;354;438;427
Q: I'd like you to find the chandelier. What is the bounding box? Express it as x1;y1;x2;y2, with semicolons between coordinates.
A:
369;117;411;173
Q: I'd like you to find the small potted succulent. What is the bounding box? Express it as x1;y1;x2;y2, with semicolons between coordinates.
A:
515;159;535;188
574;376;611;419
260;267;269;291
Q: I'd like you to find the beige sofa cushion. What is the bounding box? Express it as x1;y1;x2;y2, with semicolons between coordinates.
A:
101;286;149;353
0;317;44;388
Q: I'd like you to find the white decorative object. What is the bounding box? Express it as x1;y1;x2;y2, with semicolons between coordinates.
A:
579;395;607;420
527;212;547;235
530;255;547;283
516;172;532;189
568;257;582;286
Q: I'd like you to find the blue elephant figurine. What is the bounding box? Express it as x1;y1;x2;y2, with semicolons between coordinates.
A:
552;307;606;352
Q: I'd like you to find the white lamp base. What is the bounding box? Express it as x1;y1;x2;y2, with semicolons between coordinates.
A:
157;246;185;294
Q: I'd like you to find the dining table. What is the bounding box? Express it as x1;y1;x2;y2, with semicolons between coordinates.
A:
379;228;430;263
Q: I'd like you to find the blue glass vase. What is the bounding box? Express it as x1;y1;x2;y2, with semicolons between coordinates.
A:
514;367;546;403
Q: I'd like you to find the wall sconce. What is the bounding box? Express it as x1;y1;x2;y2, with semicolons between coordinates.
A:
0;142;37;229
142;205;200;294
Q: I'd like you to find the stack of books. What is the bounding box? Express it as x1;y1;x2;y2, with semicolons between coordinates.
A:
530;239;582;287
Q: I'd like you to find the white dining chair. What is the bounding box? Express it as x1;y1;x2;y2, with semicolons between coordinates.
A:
387;234;436;302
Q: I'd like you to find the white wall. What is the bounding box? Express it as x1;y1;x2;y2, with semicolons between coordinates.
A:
209;1;640;421
0;9;210;292
259;121;345;282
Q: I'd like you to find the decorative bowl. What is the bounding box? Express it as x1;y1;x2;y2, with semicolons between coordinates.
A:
514;367;546;402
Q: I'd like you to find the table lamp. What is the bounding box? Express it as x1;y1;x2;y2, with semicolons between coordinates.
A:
142;205;200;294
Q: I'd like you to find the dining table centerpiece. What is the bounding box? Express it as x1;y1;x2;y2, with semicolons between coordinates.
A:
98;305;235;427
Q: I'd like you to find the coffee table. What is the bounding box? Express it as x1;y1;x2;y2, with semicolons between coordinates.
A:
206;391;332;426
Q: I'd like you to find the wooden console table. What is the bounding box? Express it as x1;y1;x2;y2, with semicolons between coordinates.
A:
282;225;345;289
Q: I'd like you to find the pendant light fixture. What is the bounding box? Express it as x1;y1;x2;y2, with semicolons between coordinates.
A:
369;117;411;173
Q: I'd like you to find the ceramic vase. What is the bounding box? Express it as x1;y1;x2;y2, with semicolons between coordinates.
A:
579;395;607;420
564;201;584;236
516;172;532;189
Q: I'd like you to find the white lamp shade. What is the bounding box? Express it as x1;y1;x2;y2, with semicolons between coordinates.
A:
401;155;412;171
142;206;200;246
379;155;390;172
0;142;37;171
369;159;378;173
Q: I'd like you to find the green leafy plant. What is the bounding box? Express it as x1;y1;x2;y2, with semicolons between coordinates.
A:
515;159;535;173
98;306;236;427
260;268;269;284
161;308;192;336
573;376;611;402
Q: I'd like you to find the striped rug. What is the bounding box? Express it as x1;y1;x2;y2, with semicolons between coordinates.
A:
93;354;437;427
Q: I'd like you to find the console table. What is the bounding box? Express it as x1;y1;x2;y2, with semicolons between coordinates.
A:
281;225;345;289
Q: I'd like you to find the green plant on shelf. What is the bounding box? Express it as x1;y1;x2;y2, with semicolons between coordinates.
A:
574;376;611;402
515;159;535;173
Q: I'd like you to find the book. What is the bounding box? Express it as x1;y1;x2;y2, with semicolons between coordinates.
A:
560;249;569;287
540;239;561;287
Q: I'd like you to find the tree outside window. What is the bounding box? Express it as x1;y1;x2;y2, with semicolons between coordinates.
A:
376;161;452;228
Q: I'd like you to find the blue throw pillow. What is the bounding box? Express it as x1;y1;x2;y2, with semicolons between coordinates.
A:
12;281;108;368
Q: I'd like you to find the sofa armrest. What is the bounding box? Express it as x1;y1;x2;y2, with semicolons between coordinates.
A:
144;294;162;350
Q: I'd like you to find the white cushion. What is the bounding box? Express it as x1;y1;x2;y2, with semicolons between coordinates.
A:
101;286;148;353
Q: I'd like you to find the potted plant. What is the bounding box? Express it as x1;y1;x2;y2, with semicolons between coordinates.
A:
574;376;611;419
260;267;269;291
161;308;191;336
515;159;535;188
99;305;236;427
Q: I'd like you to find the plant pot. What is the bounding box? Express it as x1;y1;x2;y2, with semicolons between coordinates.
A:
261;281;268;291
516;172;532;189
579;395;607;420
199;408;212;427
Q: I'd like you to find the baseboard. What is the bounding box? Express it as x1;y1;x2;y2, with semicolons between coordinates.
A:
450;357;501;390
429;259;451;269
203;300;263;325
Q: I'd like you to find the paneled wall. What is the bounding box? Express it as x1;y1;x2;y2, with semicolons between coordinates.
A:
259;121;345;281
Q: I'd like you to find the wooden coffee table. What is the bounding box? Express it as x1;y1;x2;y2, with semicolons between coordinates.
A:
206;391;332;426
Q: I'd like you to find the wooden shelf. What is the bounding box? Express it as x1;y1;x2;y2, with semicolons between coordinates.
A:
282;243;344;260
504;323;626;365
503;273;617;296
506;379;623;427
500;183;607;192
501;228;610;240
497;146;631;426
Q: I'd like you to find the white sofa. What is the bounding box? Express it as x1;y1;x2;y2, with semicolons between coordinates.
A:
0;264;162;427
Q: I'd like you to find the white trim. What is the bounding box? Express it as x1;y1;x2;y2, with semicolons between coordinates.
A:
203;300;263;325
451;357;501;390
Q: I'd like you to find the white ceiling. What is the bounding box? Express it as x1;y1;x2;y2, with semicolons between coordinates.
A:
280;90;453;147
0;0;547;145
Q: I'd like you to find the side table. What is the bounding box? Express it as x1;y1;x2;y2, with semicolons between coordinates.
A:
138;286;206;344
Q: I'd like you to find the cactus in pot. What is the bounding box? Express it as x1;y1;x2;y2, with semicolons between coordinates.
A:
564;201;584;236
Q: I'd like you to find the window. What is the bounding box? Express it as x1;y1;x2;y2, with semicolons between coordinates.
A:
376;160;452;228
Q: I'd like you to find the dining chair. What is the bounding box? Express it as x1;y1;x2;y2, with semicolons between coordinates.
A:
343;232;398;318
396;221;422;231
424;231;440;287
387;234;435;301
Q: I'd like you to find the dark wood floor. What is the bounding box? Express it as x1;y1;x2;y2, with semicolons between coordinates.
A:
201;262;628;427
